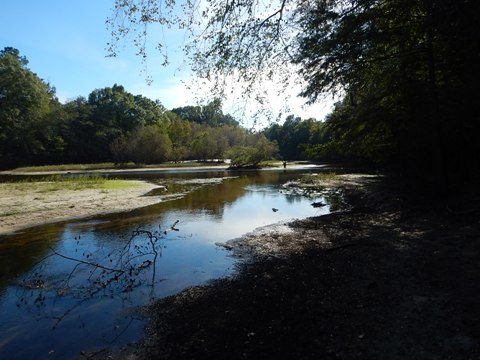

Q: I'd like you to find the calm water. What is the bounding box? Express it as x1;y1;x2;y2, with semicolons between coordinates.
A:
0;169;339;359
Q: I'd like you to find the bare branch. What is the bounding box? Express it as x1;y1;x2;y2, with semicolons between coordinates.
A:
48;246;125;273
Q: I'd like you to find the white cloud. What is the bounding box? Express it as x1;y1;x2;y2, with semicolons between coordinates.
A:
131;75;195;108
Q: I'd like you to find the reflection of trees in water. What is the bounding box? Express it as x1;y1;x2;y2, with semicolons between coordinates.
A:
284;194;309;204
1;171;335;293
160;176;253;218
4;171;325;293
0;222;62;290
323;191;347;212
190;172;298;217
66;176;243;233
164;172;344;217
280;186;347;212
2;169;337;357
93;171;314;230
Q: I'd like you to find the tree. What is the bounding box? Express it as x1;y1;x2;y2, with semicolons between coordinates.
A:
133;95;167;126
111;125;173;164
38;96;67;164
263;115;329;160
166;115;192;162
190;128;219;161
61;96;96;162
171;98;239;127
201;98;238;127
109;1;480;192
293;0;480;192
226;134;278;168
88;84;140;136
109;135;126;164
65;84;169;162
0;47;57;167
129;125;173;164
107;1;307;114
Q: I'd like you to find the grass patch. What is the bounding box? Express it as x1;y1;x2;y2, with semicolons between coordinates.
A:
2;210;22;217
258;160;283;168
6;161;230;173
6;175;140;192
10;163;119;172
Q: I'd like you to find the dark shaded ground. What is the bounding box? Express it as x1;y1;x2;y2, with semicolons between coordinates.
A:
103;178;480;359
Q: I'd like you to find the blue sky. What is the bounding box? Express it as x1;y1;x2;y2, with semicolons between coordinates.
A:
0;0;334;126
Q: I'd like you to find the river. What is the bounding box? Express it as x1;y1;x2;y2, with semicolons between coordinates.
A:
0;167;341;359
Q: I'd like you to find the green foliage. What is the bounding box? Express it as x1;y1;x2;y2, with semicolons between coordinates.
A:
263;115;330;160
172;98;239;127
226;134;278;167
302;97;395;164
129;126;172;164
166;116;192;162
108;0;480;194
190;130;218;161
110;125;173;164
109;120;276;165
60;96;95;162
226;146;260;167
0;47;59;166
1;47;277;169
294;0;480;191
82;84;169;160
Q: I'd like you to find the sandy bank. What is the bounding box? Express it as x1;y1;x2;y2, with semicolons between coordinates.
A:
0;164;230;176
0;181;163;235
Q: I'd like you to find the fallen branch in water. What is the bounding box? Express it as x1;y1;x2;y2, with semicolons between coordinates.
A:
15;225;170;329
48;246;125;273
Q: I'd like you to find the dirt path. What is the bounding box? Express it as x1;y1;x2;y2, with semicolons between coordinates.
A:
0;181;162;235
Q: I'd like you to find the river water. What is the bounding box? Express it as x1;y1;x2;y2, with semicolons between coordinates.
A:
0;168;340;359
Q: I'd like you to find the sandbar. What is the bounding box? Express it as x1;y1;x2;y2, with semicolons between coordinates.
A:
0;180;162;235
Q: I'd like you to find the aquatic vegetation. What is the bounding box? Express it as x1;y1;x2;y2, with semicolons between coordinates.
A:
300;172;338;184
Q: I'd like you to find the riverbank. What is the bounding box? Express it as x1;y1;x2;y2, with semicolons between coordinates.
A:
0;180;163;235
0;162;325;235
0;164;229;176
112;175;480;359
0;160;322;176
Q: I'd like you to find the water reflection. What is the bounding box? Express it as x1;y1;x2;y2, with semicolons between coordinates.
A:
0;224;62;288
0;169;337;359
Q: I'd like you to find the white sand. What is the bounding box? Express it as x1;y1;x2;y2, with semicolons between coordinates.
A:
0;181;162;235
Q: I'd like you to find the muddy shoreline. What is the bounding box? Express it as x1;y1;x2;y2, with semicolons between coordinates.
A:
105;175;480;360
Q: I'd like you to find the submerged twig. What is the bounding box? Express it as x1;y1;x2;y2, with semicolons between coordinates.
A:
48;246;125;274
16;225;170;328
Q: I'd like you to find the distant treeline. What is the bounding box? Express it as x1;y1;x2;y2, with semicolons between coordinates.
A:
0;47;337;169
